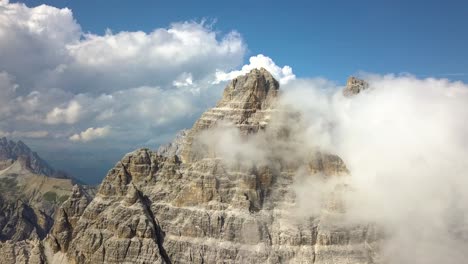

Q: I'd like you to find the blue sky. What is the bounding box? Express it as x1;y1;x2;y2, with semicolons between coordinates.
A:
2;0;468;184
14;0;468;82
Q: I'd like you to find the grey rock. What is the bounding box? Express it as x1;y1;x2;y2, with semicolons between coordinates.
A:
0;238;46;264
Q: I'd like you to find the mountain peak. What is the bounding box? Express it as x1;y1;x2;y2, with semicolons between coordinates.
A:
217;67;279;110
343;76;369;96
180;68;280;162
249;67;271;75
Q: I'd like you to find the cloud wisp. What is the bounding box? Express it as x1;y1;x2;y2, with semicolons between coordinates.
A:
69;126;111;142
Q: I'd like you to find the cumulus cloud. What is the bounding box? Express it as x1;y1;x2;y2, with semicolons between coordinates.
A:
0;1;245;120
61;22;245;94
45;100;82;124
215;54;296;85
69;126;111;142
0;0;251;178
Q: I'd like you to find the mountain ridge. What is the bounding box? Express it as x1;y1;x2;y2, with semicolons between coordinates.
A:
0;138;94;250
0;137;55;177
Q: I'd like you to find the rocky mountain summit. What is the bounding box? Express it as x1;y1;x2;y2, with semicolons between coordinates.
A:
2;69;381;263
343;77;369;97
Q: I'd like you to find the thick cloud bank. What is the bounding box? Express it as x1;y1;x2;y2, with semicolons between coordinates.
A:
286;76;468;263
330;76;468;264
0;0;244;136
196;75;468;264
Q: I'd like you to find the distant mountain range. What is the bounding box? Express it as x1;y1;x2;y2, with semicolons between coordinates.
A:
0;138;94;247
0;137;56;177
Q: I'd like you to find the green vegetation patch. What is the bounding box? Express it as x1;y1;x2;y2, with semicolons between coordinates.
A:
43;191;58;202
0;177;18;191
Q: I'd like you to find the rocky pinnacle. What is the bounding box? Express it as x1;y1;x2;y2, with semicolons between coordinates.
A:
343;76;369;97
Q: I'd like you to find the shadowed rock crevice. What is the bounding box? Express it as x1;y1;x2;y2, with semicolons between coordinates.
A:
139;191;171;264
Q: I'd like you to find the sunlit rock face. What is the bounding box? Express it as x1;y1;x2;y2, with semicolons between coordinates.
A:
180;68;280;163
9;69;380;264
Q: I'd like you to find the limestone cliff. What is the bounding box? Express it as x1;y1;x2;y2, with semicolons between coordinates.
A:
32;69;380;264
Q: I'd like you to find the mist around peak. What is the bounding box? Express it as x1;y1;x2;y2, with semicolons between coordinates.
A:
193;72;468;264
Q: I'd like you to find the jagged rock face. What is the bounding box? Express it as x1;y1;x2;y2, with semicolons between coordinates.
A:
0;139;82;243
217;67;279;110
0;239;46;264
48;185;92;253
0;196;53;242
181;68;278;163
343;77;369;97
45;69;380;263
58;151;169;263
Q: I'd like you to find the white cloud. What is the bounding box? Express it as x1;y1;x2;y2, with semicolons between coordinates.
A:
172;72;194;87
0;0;246;152
215;54;296;85
45;100;82;124
59;22;245;94
0;1;79;87
69;126;111;142
68;23;244;69
280;76;468;264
